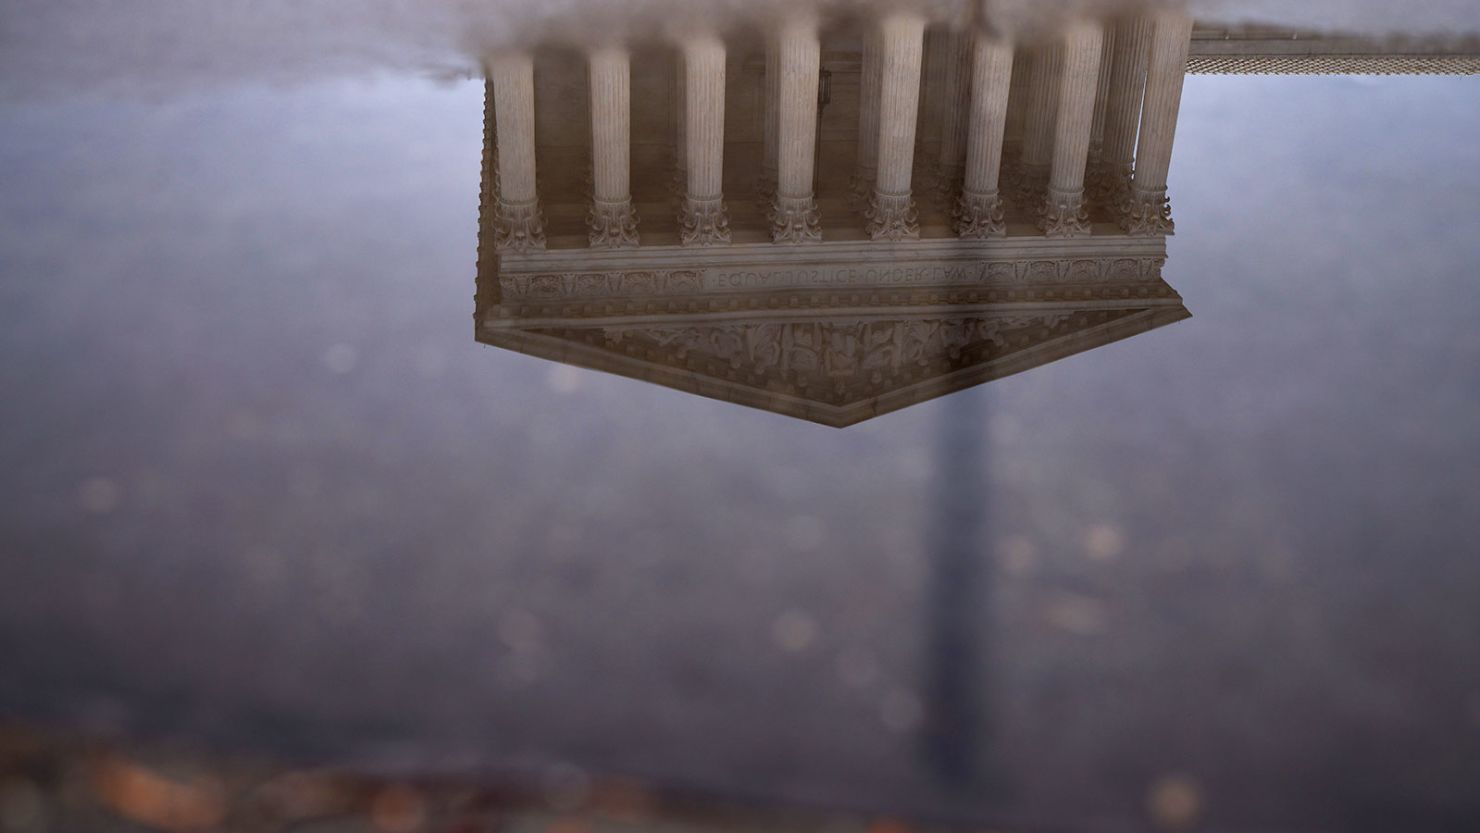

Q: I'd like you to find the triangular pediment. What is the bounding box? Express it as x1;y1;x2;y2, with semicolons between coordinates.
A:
476;236;1191;426
480;303;1189;426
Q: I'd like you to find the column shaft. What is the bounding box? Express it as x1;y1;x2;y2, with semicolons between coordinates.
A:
1124;9;1193;235
1043;21;1104;237
772;17;822;242
955;35;1014;238
852;26;883;201
671;50;687;200
761;33;781;199
867;12;925;240
1100;16;1152;181
1089;24;1117;158
680;35;731;245
588;46;638;247
490;51;544;252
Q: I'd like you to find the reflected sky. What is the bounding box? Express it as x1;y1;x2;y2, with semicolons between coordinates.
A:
3;1;1477;97
2;46;1480;833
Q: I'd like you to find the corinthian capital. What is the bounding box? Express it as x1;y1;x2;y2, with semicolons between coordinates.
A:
587;199;640;248
1040;187;1091;238
679;196;732;246
493;198;546;253
1120;187;1175;236
770;195;822;244
954;189;1006;239
866;191;920;241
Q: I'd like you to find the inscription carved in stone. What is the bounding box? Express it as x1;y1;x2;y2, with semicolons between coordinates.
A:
499;257;1167;301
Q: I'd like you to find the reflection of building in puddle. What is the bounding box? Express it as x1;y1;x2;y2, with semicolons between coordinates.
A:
476;241;1188;426
475;5;1210;424
473;6;1475;422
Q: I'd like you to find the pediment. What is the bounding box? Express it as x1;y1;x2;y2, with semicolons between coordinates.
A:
480;303;1189;426
476;239;1191;426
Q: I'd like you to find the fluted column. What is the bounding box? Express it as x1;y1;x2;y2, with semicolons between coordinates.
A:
935;30;972;205
867;12;925;241
771;16;823;243
1041;21;1104;238
1089;25;1117;161
760;32;781;204
1095;15;1152;206
851;26;883;202
955;35;1014;239
587;46;639;248
679;35;731;246
1122;8;1193;236
670;50;687;202
489;51;545;252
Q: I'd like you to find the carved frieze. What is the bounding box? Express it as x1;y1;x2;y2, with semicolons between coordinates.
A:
497;256;1169;306
531;308;1142;407
505;269;705;300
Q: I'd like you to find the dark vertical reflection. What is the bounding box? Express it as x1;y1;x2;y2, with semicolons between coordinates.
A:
920;388;991;789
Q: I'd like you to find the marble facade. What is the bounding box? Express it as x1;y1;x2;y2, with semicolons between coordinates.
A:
474;3;1467;424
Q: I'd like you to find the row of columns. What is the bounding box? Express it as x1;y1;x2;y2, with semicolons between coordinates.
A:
486;7;1192;253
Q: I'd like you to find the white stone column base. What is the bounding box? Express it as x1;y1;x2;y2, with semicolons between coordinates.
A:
587;200;640;248
954;189;1005;239
1120;187;1175;236
494;198;546;252
679;196;732;246
769;195;822;243
1041;186;1092;238
866;191;920;241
